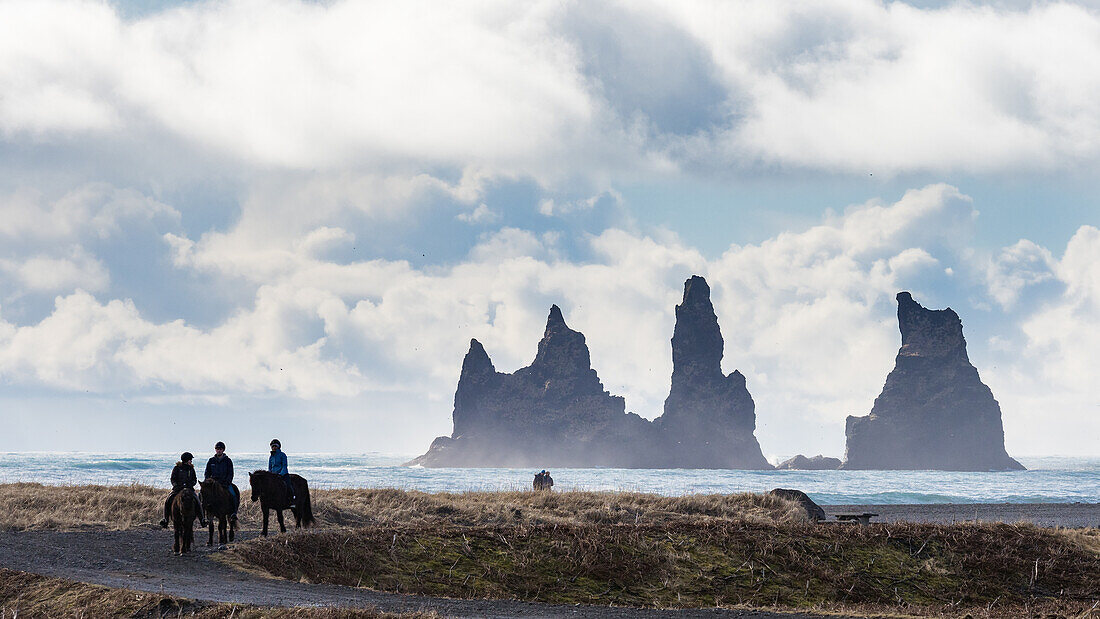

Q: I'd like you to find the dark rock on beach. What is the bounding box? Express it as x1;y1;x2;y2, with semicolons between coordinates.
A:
842;292;1024;471
768;488;826;522
408;276;771;469
776;455;842;470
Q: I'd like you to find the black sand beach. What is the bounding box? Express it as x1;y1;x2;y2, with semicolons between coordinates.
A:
823;502;1099;528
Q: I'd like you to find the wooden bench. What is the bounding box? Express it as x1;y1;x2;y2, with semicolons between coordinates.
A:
834;513;879;525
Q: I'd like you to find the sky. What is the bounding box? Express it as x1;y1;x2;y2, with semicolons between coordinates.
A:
0;0;1097;460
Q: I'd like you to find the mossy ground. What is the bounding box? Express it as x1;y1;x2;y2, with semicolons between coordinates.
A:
231;521;1100;617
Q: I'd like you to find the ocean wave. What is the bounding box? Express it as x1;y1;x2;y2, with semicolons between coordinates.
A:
70;460;161;471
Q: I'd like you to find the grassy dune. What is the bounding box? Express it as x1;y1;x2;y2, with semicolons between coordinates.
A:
4;484;1097;617
0;567;436;618
229;520;1100;617
0;483;803;530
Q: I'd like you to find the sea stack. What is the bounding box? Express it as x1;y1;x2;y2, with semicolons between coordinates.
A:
409;276;773;469
843;292;1024;471
407;305;652;467
655;276;771;469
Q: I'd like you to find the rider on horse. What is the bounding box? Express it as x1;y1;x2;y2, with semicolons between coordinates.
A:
160;452;207;528
204;441;238;521
268;439;296;506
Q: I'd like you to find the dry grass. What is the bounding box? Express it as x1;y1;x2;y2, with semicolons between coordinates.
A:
0;567;437;618
0;483;165;530
230;520;1100;618
0;483;804;531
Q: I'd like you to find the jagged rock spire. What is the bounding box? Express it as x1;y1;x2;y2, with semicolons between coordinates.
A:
660;275;770;469
408;279;771;470
896;292;967;360
451;339;500;438
532;304;593;374
460;338;495;378
844;292;1023;471
671;275;724;383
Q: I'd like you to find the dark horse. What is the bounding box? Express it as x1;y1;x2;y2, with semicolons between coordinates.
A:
170;489;197;554
199;478;239;546
248;470;314;536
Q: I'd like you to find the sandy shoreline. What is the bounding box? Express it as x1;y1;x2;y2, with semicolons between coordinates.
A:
821;502;1099;528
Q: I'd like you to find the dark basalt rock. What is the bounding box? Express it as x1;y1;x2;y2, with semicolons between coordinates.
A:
408;277;772;469
654;276;771;469
769;488;826;522
842;292;1024;471
776;454;842;470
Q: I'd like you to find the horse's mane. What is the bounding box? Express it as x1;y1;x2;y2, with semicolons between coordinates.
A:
251;469;279;478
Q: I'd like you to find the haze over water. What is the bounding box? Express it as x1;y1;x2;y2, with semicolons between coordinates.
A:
2;453;1096;505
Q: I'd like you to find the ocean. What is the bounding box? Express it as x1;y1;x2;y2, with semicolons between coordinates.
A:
1;453;1096;505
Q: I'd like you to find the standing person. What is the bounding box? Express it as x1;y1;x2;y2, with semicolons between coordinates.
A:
160;452;206;528
268;439;296;506
543;470;554;491
204;441;237;521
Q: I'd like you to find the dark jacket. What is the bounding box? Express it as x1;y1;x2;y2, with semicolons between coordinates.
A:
170;462;197;491
204;454;233;486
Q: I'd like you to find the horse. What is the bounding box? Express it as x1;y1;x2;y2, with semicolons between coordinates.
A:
170;489;197;554
248;470;314;536
199;478;239;546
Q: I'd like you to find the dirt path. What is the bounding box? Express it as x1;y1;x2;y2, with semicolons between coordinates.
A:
0;528;859;618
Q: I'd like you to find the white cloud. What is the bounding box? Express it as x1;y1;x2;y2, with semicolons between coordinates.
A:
0;183;992;454
0;184;179;241
662;0;1100;173
1019;226;1100;391
0;181;1095;455
0;247;109;293
456;203;499;224
0;289;364;397
984;239;1057;308
972;226;1100;455
4;0;1100;183
0;0;631;182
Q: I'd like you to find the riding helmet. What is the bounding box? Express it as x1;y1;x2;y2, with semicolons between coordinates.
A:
181;452;194;462
215;441;226;450
270;438;281;448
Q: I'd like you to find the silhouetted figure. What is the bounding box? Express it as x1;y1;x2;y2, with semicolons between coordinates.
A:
159;452;206;528
533;470;554;491
205;441;239;521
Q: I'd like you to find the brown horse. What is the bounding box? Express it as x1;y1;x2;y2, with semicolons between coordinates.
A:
199;479;239;546
248;470;314;536
170;489;197;554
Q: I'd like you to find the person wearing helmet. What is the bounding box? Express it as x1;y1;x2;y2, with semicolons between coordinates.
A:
205;441;237;520
268;439;296;506
159;452;206;528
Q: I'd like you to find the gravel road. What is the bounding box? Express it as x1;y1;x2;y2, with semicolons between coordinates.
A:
0;528;857;618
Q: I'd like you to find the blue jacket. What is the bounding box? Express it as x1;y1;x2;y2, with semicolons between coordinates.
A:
268;450;288;476
204;454;233;486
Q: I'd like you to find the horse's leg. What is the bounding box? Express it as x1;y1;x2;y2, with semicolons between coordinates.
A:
228;513;236;542
208;515;214;546
276;509;286;533
173;522;180;554
261;506;269;536
219;515;227;544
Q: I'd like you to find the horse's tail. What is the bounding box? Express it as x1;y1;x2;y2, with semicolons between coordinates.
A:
299;479;315;527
